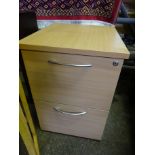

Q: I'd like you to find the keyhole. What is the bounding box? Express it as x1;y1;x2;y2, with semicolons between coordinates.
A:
113;61;119;66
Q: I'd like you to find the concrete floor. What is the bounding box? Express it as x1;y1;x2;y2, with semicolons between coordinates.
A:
20;68;135;155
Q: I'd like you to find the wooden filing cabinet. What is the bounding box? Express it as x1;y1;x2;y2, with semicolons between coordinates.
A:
20;24;129;140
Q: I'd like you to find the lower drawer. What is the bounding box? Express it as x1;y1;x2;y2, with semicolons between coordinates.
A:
34;99;109;140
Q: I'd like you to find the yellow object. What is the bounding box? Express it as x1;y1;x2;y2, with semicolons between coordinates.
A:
19;77;40;155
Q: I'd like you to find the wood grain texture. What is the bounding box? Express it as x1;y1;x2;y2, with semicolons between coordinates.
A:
22;51;123;111
19;24;129;59
34;99;109;140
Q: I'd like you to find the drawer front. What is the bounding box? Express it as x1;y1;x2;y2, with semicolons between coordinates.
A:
22;50;123;110
34;99;109;140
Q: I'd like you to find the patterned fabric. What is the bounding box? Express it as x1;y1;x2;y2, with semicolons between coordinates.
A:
19;0;121;23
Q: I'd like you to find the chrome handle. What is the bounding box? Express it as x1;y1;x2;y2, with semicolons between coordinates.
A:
53;106;87;116
48;60;92;67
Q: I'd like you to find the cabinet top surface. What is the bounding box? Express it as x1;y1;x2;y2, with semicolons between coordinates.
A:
19;24;129;59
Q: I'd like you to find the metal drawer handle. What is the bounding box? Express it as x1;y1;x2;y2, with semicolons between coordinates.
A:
48;60;92;67
53;106;87;116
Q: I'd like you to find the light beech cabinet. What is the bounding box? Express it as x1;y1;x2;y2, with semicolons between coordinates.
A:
20;24;129;140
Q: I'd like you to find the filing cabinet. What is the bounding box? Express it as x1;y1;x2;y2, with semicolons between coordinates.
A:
20;24;129;140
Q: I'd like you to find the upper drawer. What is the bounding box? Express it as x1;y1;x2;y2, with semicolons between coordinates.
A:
22;50;123;110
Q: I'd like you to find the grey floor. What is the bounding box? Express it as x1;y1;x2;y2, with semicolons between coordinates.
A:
31;68;134;155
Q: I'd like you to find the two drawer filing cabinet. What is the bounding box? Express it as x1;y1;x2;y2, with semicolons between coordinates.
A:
20;24;129;140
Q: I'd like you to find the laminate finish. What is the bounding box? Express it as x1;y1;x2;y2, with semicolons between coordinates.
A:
22;51;123;111
19;24;129;59
34;99;109;140
20;24;129;140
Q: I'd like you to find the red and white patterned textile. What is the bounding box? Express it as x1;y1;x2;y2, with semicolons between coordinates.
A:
19;0;121;23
